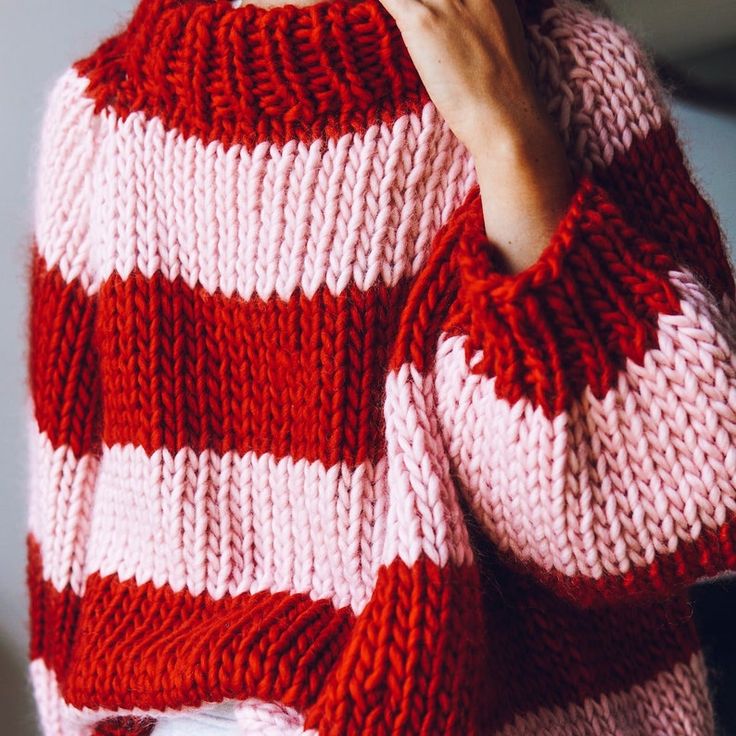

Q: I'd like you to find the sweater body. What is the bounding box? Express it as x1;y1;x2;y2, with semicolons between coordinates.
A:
25;0;736;734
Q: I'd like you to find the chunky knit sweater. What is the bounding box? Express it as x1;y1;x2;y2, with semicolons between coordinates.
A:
24;0;736;734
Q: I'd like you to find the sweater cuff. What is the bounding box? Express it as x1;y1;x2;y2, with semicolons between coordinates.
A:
459;171;683;300
446;171;687;414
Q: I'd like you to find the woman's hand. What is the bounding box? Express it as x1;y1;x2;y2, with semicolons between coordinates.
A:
376;0;541;150
377;0;577;275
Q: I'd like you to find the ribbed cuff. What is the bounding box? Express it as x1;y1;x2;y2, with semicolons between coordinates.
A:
446;172;686;415
462;172;683;298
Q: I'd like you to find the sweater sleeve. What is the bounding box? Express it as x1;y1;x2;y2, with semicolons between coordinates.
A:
431;116;736;606
24;68;104;730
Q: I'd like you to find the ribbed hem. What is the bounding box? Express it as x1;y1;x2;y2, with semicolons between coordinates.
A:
27;531;355;714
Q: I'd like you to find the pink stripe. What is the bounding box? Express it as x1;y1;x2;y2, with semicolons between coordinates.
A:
496;652;713;736
528;0;665;173
26;399;100;596
382;363;474;569
33;69;101;294
86;87;474;300
29;659;70;736
433;269;736;582
37;77;474;299
30;434;389;614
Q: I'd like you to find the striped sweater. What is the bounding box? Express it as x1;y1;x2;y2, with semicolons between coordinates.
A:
24;0;736;734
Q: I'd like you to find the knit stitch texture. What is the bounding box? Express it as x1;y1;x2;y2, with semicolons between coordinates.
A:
24;0;736;734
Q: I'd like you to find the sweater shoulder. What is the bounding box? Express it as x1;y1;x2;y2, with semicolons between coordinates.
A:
524;0;673;177
33;65;105;290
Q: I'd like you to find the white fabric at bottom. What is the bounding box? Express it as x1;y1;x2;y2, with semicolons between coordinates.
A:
151;700;240;736
149;698;316;736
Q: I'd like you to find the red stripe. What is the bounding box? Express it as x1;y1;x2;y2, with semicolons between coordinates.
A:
29;532;702;730
463;515;704;732
27;248;102;457
392;122;735;383
303;553;487;735
388;182;473;373
29;249;409;466
27;535;79;679
73;0;428;151
96;269;409;467
28;533;356;714
607;119;734;301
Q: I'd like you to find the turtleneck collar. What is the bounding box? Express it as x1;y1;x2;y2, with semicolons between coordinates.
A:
74;0;549;150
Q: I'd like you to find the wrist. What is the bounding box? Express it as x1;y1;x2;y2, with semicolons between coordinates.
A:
472;109;574;210
465;92;560;158
471;123;577;276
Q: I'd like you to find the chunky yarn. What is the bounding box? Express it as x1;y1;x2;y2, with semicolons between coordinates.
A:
24;0;736;733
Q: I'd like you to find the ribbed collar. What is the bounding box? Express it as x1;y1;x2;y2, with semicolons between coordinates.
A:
74;0;547;149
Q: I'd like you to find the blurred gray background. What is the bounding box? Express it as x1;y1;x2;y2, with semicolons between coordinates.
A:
1;0;734;734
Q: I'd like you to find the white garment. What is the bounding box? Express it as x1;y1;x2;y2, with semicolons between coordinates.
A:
151;701;240;736
150;698;315;735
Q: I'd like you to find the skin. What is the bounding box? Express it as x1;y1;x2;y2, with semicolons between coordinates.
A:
245;0;577;275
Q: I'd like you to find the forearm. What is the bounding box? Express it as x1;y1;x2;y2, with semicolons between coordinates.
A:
471;114;577;276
